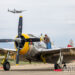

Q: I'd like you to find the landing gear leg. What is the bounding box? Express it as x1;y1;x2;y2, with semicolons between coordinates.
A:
1;51;10;71
55;50;63;70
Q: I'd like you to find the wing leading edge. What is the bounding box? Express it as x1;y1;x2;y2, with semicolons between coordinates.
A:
36;47;75;55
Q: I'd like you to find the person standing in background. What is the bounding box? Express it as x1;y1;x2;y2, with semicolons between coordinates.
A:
44;34;52;49
40;33;44;41
67;39;74;47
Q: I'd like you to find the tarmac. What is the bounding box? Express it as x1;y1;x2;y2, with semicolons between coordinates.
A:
0;63;75;75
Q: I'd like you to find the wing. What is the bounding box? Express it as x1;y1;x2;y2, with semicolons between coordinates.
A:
34;47;75;63
36;47;75;55
0;48;16;55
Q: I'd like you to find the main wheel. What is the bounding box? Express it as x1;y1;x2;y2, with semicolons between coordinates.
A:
54;63;61;69
3;61;10;71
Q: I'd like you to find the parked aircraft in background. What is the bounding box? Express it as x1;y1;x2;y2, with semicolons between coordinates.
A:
0;16;75;71
8;9;26;13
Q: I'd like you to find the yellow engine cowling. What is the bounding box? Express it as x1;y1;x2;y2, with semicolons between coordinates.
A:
14;34;30;55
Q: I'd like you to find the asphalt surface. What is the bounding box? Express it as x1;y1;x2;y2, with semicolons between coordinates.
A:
0;63;75;75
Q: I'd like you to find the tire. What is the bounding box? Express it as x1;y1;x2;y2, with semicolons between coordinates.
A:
54;63;58;69
3;61;10;71
54;63;60;69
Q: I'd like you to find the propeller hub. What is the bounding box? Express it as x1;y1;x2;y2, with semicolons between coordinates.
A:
15;38;21;43
15;35;25;49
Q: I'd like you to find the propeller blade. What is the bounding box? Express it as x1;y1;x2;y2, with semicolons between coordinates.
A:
0;39;14;42
25;38;40;42
16;50;19;64
18;16;23;37
16;44;20;64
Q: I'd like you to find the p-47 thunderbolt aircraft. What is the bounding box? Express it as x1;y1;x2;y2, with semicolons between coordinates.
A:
0;16;75;71
8;9;26;13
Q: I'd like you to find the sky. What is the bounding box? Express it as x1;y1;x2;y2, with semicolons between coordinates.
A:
0;0;75;48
